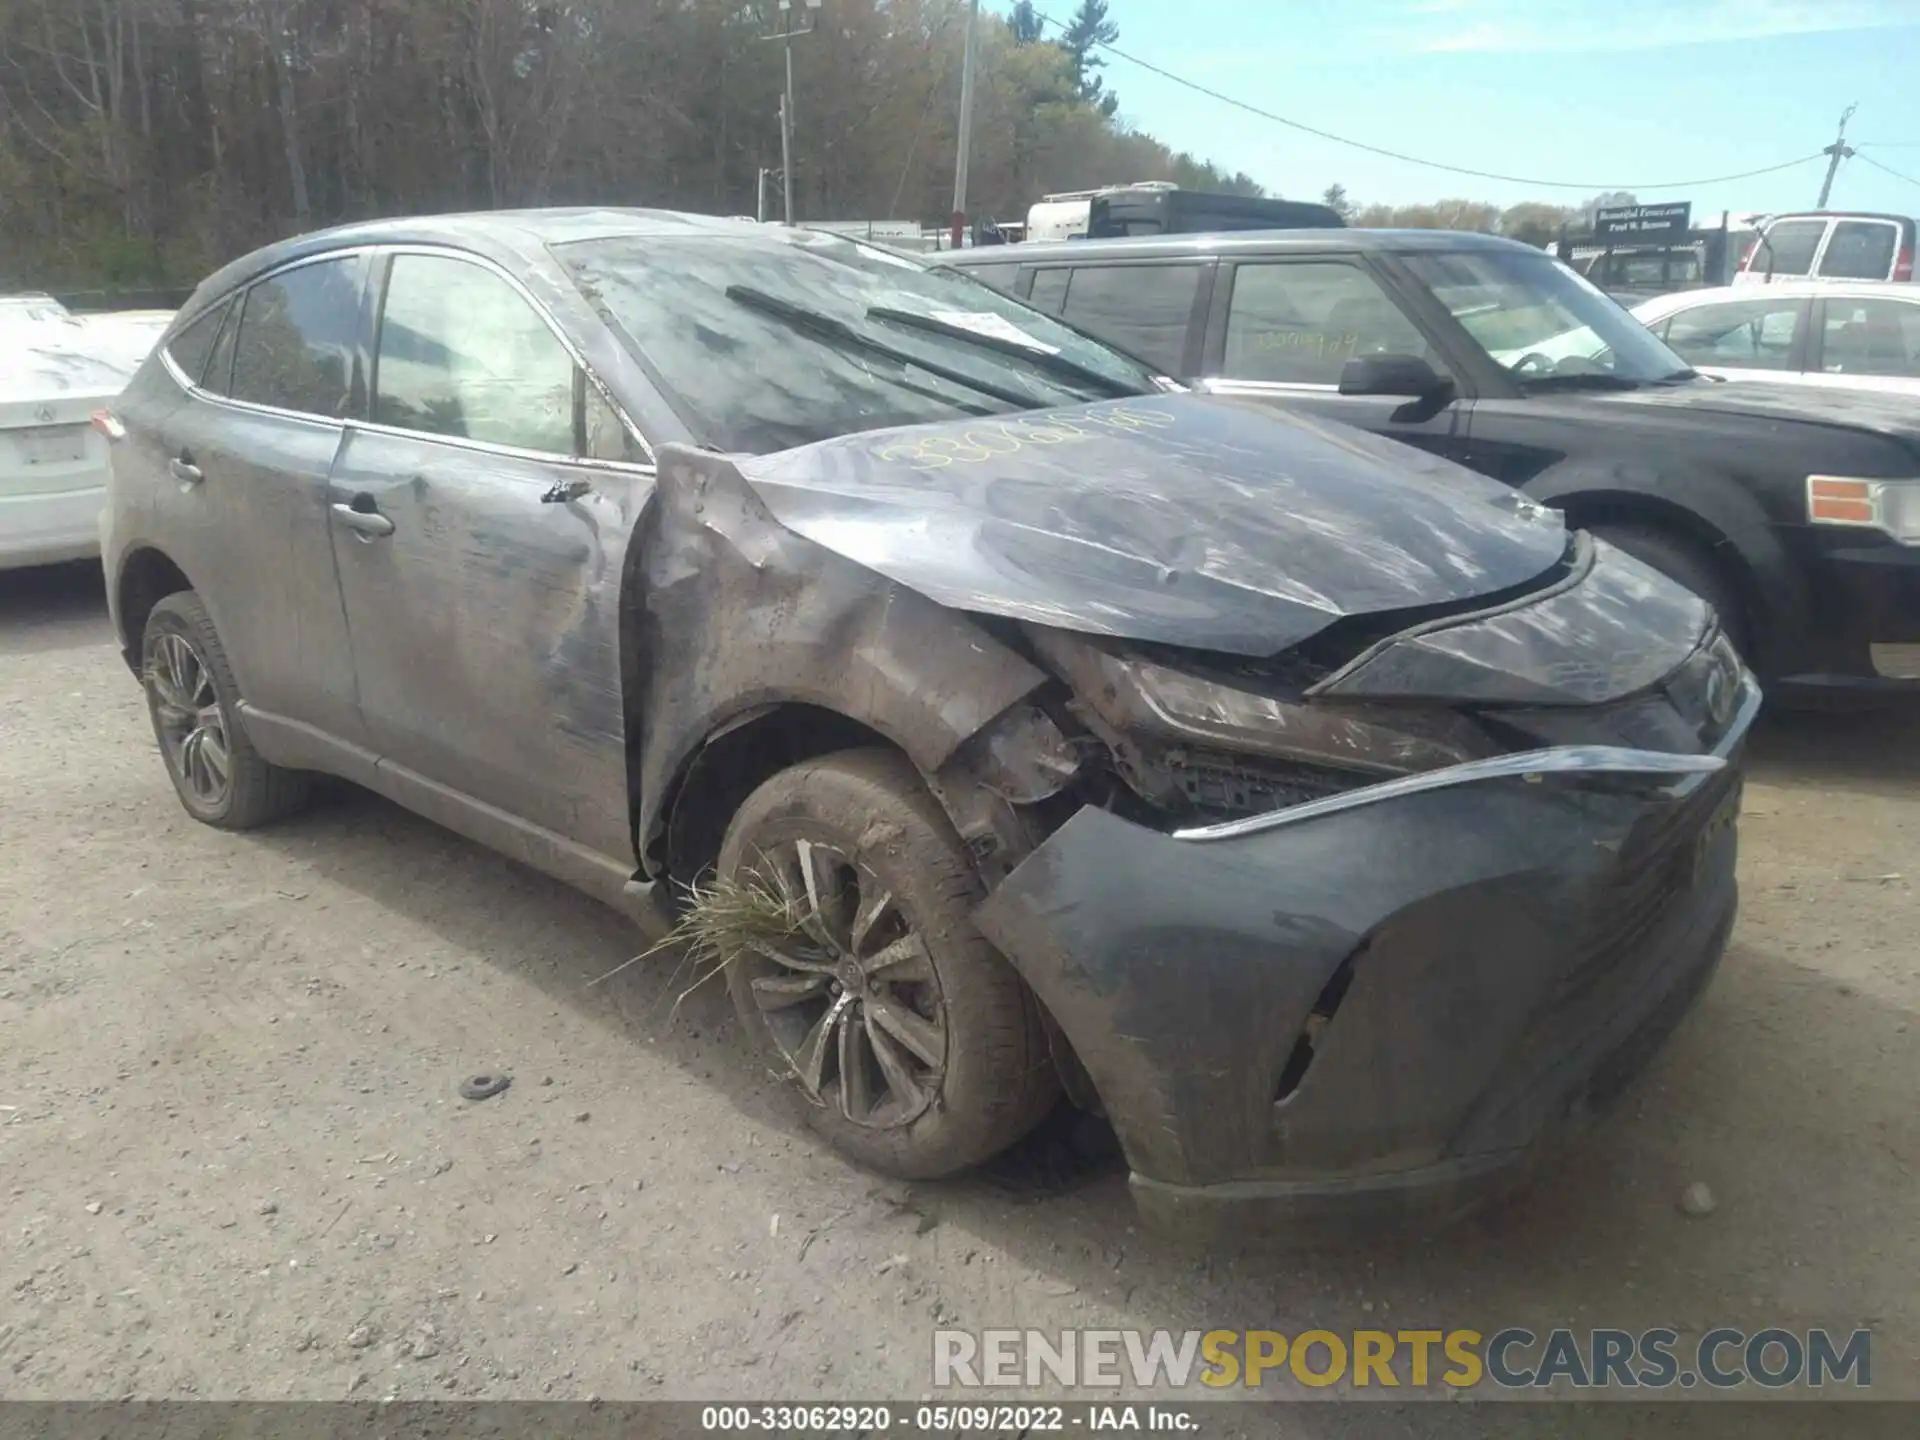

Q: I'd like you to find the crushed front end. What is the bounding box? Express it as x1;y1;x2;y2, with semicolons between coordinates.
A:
969;533;1758;1236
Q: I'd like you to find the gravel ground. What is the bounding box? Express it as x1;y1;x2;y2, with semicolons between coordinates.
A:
2;560;1915;1427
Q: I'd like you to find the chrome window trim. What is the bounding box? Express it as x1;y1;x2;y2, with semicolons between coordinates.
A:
1202;378;1341;395
155;241;657;475
1171;677;1760;843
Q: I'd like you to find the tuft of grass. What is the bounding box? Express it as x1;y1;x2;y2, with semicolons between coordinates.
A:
588;866;809;1024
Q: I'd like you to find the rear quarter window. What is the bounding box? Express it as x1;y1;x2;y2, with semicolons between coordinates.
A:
164;299;230;386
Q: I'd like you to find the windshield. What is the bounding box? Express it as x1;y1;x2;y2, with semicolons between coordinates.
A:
1405;248;1694;386
554;230;1161;453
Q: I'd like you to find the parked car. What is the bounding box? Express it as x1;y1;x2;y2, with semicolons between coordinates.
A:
936;230;1920;700
103;210;1755;1235
1733;211;1915;286
1628;282;1920;398
2;297;172;570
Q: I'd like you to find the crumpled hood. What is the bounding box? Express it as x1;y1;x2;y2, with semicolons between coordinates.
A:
734;395;1567;657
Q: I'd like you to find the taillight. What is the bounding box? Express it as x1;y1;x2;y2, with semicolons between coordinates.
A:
91;409;126;442
1895;246;1914;282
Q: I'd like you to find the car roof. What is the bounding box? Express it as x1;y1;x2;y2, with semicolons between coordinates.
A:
935;228;1545;266
1636;280;1920;313
179;208;776;322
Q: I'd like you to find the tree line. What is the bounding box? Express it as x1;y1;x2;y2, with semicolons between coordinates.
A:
0;0;1260;289
1318;185;1644;248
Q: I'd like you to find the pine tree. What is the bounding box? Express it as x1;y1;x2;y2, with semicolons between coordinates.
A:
1009;2;1045;44
1061;0;1120;112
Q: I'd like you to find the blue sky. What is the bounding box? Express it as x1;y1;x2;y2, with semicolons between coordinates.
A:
999;0;1920;217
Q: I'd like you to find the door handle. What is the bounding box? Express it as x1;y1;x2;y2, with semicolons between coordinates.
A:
331;501;395;538
168;457;203;486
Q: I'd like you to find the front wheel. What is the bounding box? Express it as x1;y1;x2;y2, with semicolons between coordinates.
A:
719;748;1059;1179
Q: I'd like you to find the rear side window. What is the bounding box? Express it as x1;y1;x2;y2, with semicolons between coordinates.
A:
1224;261;1437;383
1056;263;1202;373
1027;268;1069;314
373;253;576;455
203;302;240;396
165;300;230;385
1818;221;1900;281
1660;298;1802;370
957;264;1020;295
229;258;362;417
1820;298;1920;378
1751;220;1824;278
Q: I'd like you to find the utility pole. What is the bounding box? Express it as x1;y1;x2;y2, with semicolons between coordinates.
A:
1816;103;1858;208
760;0;822;224
950;0;980;251
757;167;771;223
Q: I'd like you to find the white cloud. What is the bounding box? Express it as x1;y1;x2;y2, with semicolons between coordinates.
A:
1400;0;1918;53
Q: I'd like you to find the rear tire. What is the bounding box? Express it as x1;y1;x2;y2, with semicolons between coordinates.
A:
719;748;1058;1179
1589;522;1750;657
141;590;312;829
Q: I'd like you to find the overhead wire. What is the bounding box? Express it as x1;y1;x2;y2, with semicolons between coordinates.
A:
1031;10;1828;192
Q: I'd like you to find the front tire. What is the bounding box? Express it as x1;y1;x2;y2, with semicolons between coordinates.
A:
141;591;311;829
719;748;1058;1179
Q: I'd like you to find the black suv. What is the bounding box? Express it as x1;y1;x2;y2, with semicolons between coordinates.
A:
938;230;1920;700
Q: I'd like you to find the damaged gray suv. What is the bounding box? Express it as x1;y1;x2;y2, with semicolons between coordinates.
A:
101;210;1757;1234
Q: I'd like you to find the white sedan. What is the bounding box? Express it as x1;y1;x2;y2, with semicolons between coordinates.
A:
1631;281;1920;397
2;297;172;570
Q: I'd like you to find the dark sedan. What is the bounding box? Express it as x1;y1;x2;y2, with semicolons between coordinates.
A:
102;210;1754;1234
937;230;1920;702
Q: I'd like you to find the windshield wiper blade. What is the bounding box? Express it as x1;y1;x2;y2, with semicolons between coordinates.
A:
865;305;1147;399
724;285;1047;410
1520;372;1645;392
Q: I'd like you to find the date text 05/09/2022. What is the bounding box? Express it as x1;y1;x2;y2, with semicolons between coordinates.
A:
699;1403;1198;1432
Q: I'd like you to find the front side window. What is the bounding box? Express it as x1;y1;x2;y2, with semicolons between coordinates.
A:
229;257;362;417
1661;299;1803;370
1224;261;1436;384
1820;298;1920;378
555;230;1158;454
166;299;230;385
1056;263;1201;374
1751;220;1825;278
1405;248;1693;387
373;254;575;455
1818;221;1900;281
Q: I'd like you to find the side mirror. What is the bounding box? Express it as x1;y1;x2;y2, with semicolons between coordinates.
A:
1339;353;1453;401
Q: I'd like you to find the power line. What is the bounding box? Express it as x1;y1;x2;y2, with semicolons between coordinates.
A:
1032;9;1827;192
1856;152;1920;190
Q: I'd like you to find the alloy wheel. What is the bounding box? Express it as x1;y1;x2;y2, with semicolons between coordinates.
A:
744;837;948;1129
148;631;232;809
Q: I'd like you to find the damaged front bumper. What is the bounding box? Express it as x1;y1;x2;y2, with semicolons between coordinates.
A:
972;678;1760;1239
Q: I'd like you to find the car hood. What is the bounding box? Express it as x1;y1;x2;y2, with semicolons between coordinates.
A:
1587;376;1920;440
735;394;1568;657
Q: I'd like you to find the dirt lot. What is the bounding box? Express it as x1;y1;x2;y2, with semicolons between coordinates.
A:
2;560;1916;1420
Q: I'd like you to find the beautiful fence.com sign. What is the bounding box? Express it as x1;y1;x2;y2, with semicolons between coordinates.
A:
1594;202;1694;241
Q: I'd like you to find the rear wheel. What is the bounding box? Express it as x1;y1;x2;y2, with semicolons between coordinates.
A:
719;748;1058;1179
1589;522;1750;657
141;591;312;828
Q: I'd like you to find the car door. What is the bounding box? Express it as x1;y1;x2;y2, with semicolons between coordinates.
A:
1646;293;1812;384
326;247;650;860
155;252;372;748
1804;293;1920;397
1195;257;1472;464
